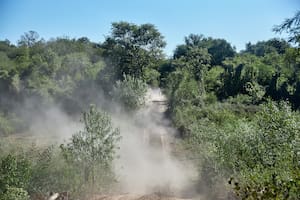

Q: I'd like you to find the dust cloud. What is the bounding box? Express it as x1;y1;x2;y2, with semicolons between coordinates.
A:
11;88;197;197
112;88;196;196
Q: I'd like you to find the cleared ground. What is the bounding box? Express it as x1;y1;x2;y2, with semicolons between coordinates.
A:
90;193;192;200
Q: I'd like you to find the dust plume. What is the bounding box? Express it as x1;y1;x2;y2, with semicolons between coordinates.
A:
8;87;197;197
112;88;196;196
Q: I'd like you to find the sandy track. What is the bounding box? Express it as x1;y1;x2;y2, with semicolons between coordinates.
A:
90;193;192;200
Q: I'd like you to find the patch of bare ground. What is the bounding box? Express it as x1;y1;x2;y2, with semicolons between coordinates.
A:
89;193;192;200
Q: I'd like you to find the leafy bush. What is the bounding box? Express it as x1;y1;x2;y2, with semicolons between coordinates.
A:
0;187;29;200
228;101;300;199
111;74;147;110
28;146;74;195
60;104;121;194
0;154;31;199
178;100;300;199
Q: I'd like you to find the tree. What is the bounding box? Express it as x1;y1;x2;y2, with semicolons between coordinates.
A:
111;74;147;111
273;10;300;46
167;69;202;110
220;54;275;102
174;34;235;66
60;105;120;192
205;38;236;66
173;44;211;97
205;65;224;94
243;39;290;56
18;31;40;47
100;22;166;86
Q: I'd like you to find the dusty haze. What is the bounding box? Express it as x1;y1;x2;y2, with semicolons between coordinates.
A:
11;88;197;197
112;88;196;196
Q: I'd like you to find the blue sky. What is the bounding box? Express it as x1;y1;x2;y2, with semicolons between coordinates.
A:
0;0;299;55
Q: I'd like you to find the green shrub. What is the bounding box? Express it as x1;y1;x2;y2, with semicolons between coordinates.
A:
0;154;31;193
0;187;29;200
111;74;147;110
28;146;74;195
0;154;31;200
178;100;300;199
226;101;300;199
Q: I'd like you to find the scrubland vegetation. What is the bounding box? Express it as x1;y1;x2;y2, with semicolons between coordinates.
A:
0;11;300;200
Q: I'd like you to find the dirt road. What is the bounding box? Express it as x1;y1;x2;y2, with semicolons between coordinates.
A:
91;193;192;200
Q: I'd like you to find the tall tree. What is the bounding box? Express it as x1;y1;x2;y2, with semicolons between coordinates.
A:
174;34;235;66
18;31;40;47
173;46;211;95
100;22;166;86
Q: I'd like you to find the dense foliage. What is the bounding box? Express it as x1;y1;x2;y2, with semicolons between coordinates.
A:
0;155;31;198
60;105;120;195
111;74;148;111
0;11;299;199
164;11;300;199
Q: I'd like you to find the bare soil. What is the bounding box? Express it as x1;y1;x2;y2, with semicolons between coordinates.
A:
90;193;192;200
